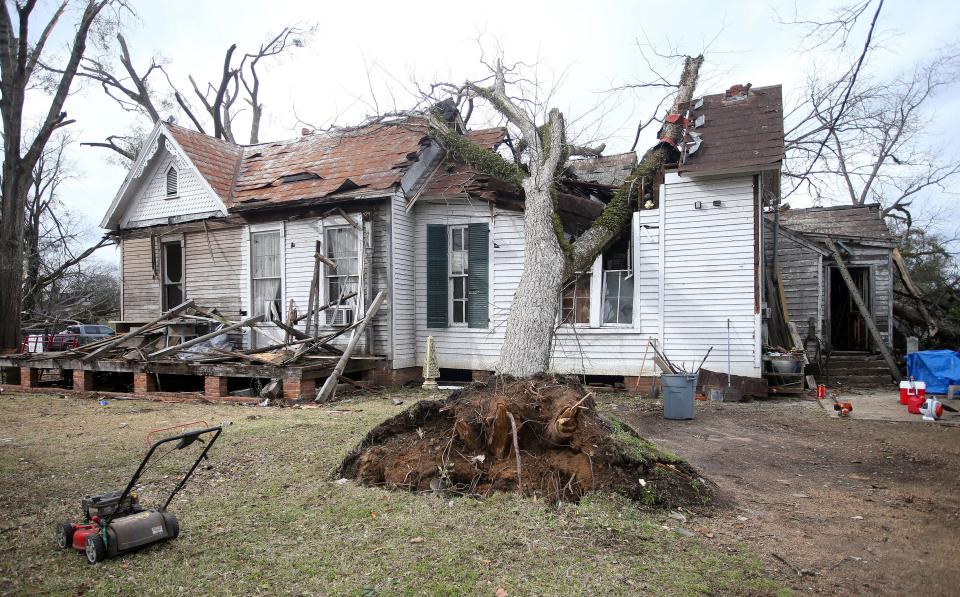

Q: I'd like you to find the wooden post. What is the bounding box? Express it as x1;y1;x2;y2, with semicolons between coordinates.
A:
148;314;264;358
315;291;385;402
82;300;196;361
825;239;901;381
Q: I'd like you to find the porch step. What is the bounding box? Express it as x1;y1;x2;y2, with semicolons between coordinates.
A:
828;374;897;387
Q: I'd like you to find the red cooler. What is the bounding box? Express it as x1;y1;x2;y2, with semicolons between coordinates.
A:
900;380;925;406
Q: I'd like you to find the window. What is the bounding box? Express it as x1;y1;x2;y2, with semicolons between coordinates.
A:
449;226;469;325
560;274;591;324
161;240;183;310
251;230;282;319
165;165;178;197
325;226;360;326
601;235;633;325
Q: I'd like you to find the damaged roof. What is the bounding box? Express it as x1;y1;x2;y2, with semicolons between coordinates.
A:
773;204;894;243
679;84;784;174
567;152;637;187
166;120;434;210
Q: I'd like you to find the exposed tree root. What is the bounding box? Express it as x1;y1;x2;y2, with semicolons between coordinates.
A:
338;374;714;506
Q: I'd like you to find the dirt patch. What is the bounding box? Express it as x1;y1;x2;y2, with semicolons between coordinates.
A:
339;375;712;506
612;395;960;596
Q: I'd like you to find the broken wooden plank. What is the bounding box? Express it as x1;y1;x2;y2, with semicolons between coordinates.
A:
148;314;264;359
826;239;901;382
82;300;196;361
315;291;385;402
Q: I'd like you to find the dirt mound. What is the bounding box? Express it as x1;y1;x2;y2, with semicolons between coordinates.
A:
339;375;713;506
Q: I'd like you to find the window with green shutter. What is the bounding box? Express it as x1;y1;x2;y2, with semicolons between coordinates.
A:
426;224;448;328
467;223;489;328
426;223;490;329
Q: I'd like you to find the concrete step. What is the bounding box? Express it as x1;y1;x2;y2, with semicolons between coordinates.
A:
828;375;897;387
828;364;892;374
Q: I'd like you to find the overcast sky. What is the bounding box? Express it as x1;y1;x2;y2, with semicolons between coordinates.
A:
29;0;960;262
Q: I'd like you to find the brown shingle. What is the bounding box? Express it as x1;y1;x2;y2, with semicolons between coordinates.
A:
165;123;243;202
679;84;784;174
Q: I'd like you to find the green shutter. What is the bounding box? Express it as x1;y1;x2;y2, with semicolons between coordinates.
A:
467;223;490;328
426;224;448;328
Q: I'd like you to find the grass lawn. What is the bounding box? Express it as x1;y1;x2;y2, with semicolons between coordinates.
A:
0;391;786;596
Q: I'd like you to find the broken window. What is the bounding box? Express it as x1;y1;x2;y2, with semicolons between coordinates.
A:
325;226;360;326
165;165;178;197
449;225;469;325
601;235;633;325
161;240;183;310
251;230;282;319
560;275;591;324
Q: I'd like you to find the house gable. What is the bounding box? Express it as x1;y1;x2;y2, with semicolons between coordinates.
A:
101;123;230;230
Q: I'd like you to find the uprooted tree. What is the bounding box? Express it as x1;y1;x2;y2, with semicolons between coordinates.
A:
341;55;709;504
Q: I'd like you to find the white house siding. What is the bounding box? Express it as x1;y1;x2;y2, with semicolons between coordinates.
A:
390;193;417;368
410;182;761;377
120;148;223;229
660;173;761;377
413;199;504;369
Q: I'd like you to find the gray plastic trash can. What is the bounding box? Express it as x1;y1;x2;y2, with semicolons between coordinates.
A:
661;374;697;420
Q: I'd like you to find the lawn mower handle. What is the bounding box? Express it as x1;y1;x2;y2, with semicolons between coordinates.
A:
103;426;222;526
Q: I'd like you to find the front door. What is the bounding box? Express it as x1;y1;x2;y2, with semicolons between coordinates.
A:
829;266;870;351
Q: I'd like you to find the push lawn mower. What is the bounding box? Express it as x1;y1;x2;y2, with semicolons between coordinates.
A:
55;423;222;564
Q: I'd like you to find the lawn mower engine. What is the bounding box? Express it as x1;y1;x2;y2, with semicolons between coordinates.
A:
55;423;220;564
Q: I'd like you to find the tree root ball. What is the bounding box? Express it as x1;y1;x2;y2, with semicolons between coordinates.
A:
338;375;714;506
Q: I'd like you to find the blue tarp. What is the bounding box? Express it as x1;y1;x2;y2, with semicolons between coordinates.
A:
906;350;960;395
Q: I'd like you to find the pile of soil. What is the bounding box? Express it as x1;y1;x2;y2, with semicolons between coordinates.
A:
339;375;713;506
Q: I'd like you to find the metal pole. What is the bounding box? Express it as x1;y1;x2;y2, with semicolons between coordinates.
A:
727;318;732;388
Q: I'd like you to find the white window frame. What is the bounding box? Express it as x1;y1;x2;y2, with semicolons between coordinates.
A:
322;223;363;327
249;227;283;321
165;164;179;198
599;234;634;327
448;224;469;327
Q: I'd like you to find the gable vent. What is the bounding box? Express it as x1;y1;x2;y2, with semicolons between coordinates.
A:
165;165;178;197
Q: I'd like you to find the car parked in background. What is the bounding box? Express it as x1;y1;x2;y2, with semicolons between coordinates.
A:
46;324;115;351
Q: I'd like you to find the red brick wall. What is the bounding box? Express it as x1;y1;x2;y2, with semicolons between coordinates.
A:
133;372;157;395
368;367;421;387
204;376;230;399
73;370;94;392
282;377;316;402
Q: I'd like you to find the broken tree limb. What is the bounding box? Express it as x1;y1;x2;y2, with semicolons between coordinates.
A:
315;291;385;402
892;247;938;337
825;239;901;382
148;314;264;358
82;300;196;361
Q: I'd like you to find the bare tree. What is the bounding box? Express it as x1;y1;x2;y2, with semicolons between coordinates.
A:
417;55;703;377
0;0;116;352
785;48;960;222
78;24;313;158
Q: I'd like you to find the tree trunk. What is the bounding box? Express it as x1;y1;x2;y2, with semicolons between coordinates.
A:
0;167;32;352
496;181;566;377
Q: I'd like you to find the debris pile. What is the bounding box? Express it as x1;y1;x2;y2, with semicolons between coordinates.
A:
24;296;372;370
339;375;713;506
